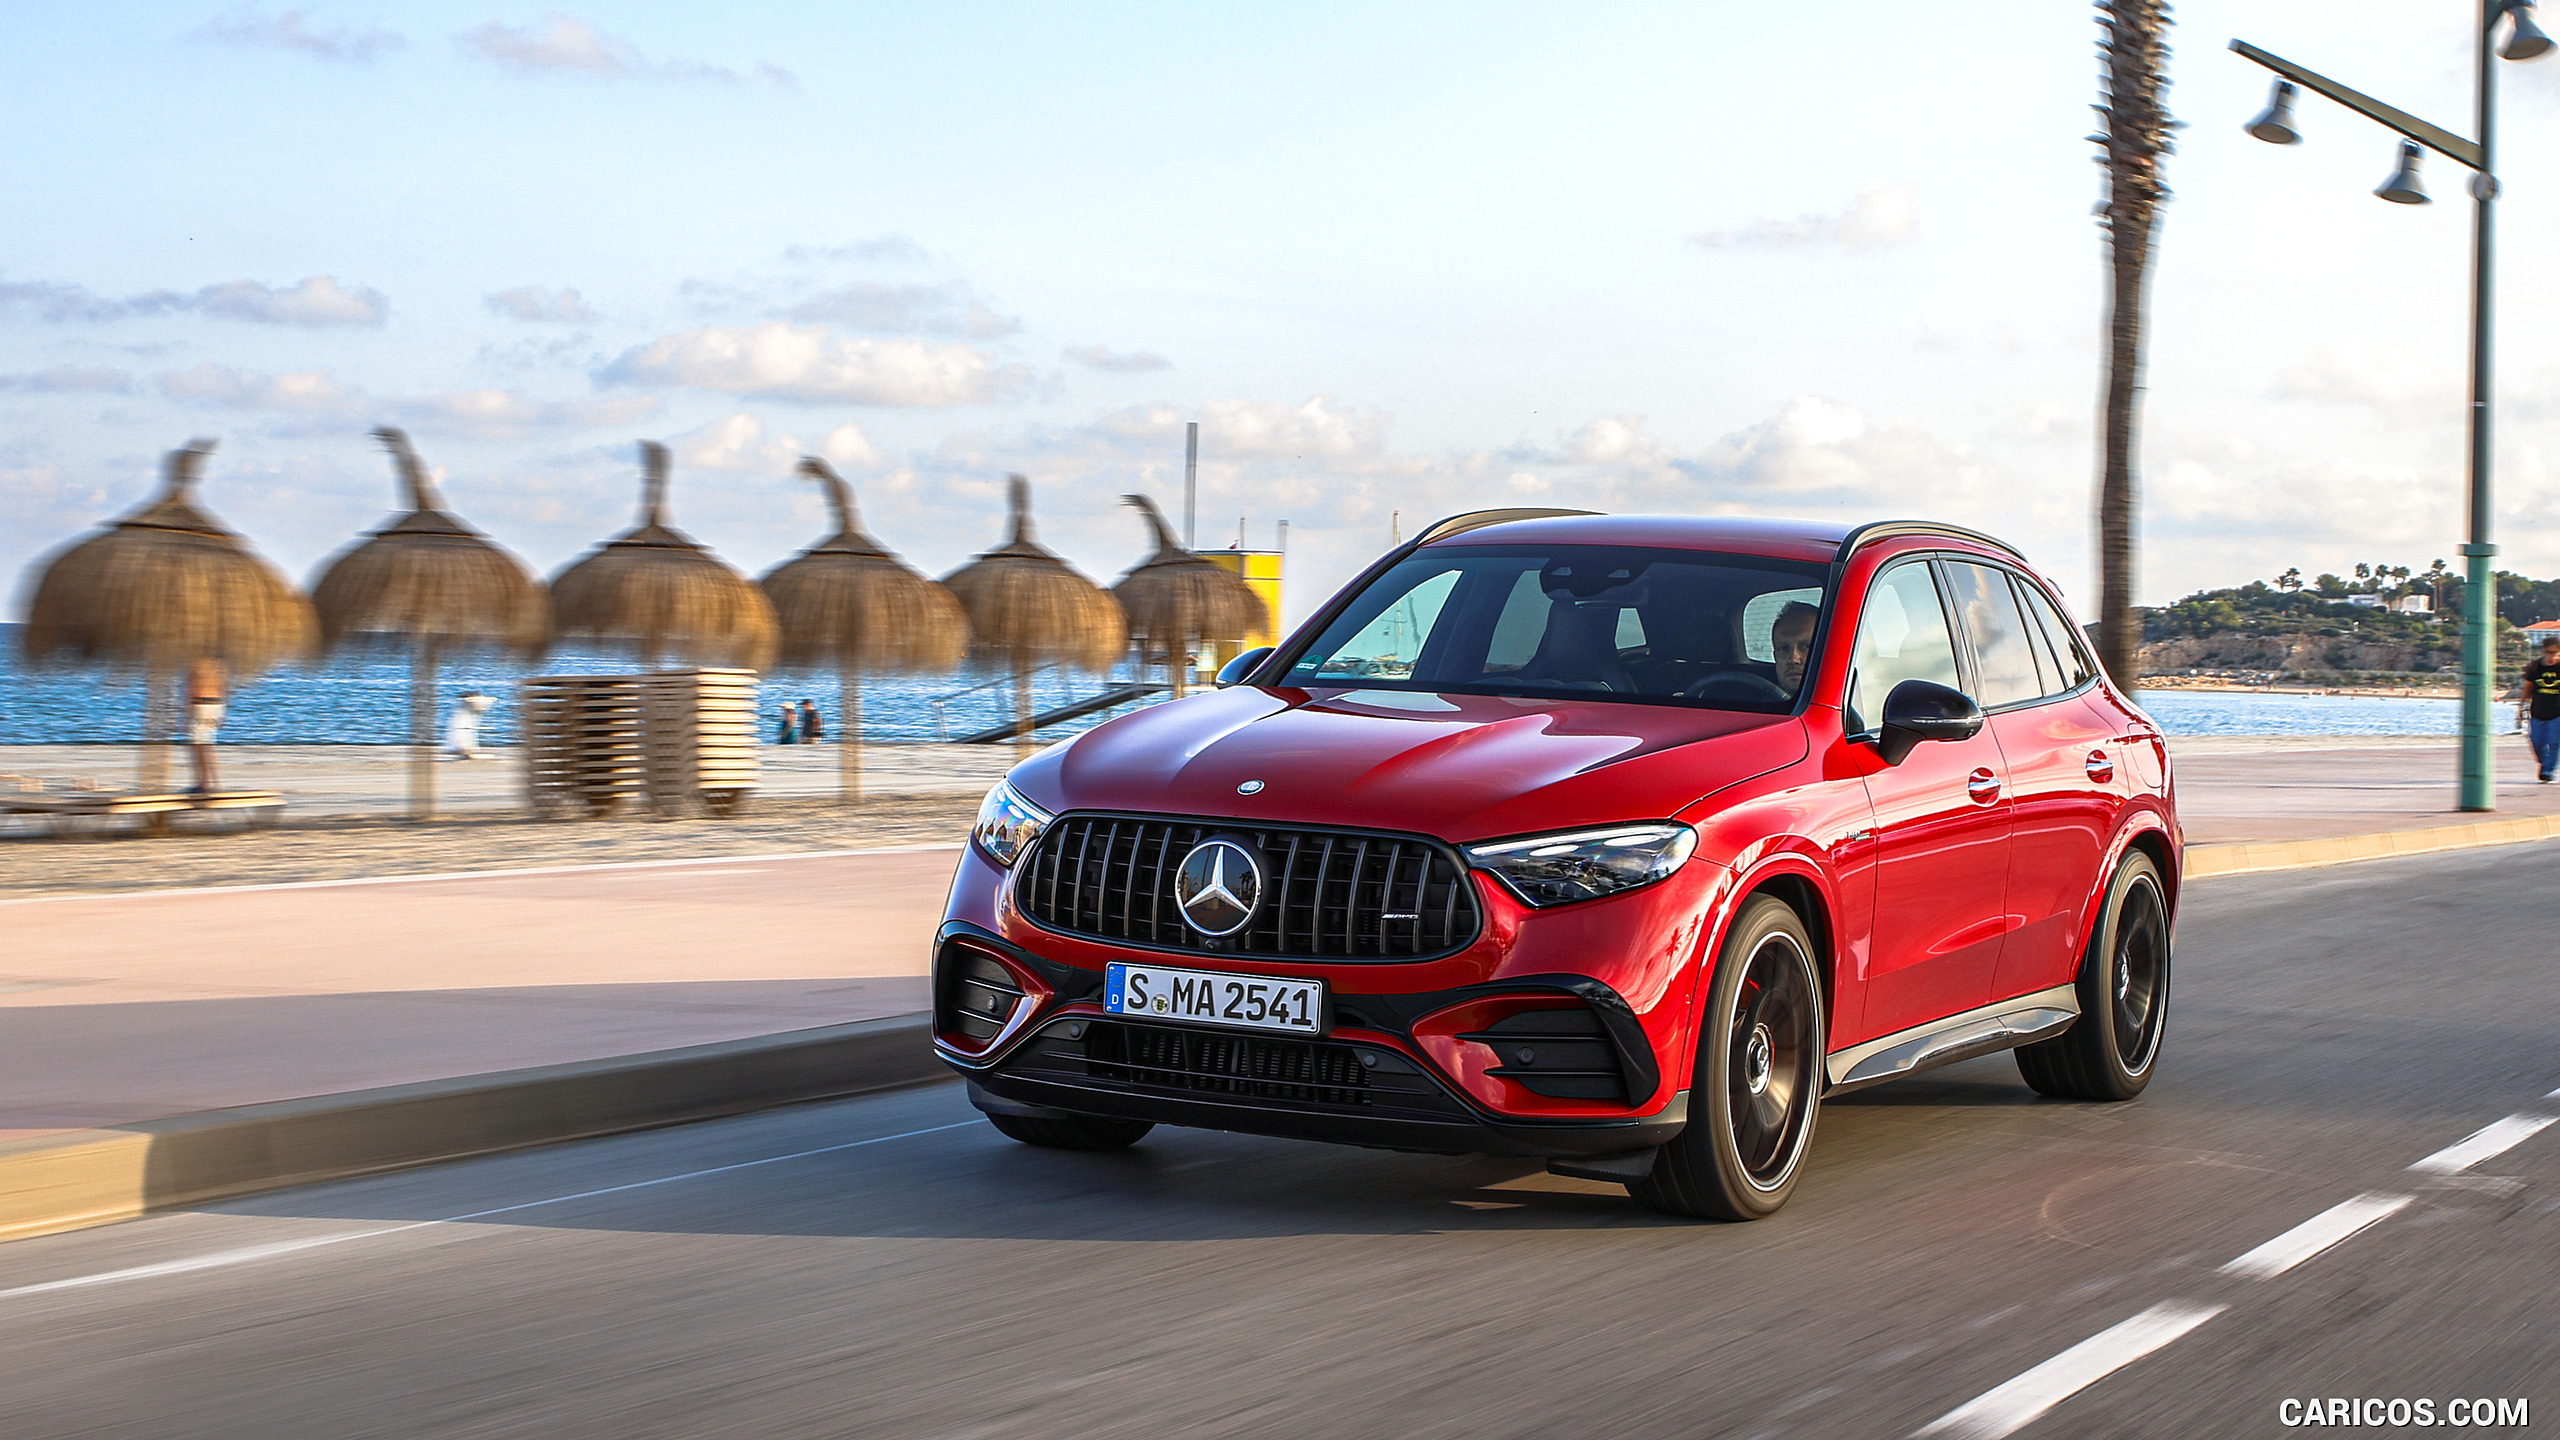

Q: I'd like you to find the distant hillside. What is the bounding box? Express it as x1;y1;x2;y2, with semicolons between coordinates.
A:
2137;567;2556;682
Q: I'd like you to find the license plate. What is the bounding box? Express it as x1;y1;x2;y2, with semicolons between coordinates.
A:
1103;961;1325;1036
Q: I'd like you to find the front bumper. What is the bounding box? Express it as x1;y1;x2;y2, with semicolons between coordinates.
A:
934;918;1696;1158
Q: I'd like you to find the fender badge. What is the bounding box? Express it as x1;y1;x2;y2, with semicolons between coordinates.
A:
1236;779;1266;795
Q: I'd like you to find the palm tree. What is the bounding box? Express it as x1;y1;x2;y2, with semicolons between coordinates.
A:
2278;567;2303;593
2093;0;2175;689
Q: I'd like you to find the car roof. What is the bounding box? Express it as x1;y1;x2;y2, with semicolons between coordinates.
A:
1416;512;2025;567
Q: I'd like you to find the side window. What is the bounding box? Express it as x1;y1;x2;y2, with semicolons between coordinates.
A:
2015;579;2096;691
1942;561;2044;708
1741;586;1825;662
2009;575;2065;696
1846;561;1961;733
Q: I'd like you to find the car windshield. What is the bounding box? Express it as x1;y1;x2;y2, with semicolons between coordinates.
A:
1282;544;1831;713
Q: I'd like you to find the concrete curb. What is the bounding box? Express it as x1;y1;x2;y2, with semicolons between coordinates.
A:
2187;813;2560;878
0;1014;943;1245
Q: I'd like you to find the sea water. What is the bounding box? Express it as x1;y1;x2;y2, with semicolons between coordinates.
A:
0;623;2474;744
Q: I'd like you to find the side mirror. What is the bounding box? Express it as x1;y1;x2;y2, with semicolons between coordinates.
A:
1875;679;1983;765
1214;647;1275;689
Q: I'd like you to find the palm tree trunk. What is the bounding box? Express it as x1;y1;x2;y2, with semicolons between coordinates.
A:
411;636;440;820
838;665;863;805
2094;0;2173;691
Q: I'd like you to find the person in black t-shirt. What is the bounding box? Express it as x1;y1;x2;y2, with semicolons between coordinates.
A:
2518;635;2560;782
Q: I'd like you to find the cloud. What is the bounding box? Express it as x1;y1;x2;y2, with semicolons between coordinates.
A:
0;367;135;393
154;363;657;438
454;13;796;88
486;285;599;323
1063;345;1172;373
193;275;387;326
191;6;406;62
1094;396;1388;460
1692;181;1919;251
0;274;386;327
783;282;1020;337
782;235;931;266
598;322;1031;406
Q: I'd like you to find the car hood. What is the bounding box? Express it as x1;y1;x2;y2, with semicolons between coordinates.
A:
1014;685;1807;842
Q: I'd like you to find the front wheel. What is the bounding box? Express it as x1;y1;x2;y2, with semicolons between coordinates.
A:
2015;849;2171;1101
1630;895;1825;1221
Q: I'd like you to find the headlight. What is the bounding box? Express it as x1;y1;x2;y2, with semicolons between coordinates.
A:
971;780;1053;868
1465;823;1697;906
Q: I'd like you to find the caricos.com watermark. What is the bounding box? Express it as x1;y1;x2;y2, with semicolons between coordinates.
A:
2280;1397;2529;1428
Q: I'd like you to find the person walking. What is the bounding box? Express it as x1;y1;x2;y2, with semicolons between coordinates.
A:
2521;635;2560;783
445;691;495;760
798;698;823;743
183;656;226;794
775;703;799;745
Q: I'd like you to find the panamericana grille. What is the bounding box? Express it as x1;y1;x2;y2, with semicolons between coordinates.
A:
1017;815;1481;960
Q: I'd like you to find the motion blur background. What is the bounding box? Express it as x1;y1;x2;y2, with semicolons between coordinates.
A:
6;1;2556;629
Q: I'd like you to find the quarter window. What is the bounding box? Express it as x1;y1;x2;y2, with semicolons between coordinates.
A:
1846;561;1961;733
1942;561;2044;709
2014;579;2097;691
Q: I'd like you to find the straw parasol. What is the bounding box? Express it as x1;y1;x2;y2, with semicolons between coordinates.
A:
17;439;317;791
759;458;968;802
548;441;778;671
941;474;1126;756
1112;492;1268;699
309;428;551;820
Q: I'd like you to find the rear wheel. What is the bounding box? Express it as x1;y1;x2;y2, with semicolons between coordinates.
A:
2016;850;2170;1101
986;1111;1156;1151
1630;896;1824;1221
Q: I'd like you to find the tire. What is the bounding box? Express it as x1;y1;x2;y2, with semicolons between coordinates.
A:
985;1111;1156;1151
2016;849;2171;1101
1630;895;1825;1221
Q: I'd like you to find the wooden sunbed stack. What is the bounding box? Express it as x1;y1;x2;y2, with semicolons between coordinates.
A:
643;669;759;818
520;670;760;821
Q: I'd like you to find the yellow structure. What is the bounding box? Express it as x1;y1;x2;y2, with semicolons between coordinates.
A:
1196;547;1283;670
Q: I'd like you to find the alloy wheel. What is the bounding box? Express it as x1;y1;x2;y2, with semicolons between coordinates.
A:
1728;932;1817;1189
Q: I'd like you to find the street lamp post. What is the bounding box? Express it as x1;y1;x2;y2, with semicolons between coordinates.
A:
2233;1;2552;813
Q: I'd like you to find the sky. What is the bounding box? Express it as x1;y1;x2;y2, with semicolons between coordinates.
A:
9;1;2560;632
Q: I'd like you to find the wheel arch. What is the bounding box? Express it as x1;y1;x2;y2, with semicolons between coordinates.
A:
1677;851;1843;1092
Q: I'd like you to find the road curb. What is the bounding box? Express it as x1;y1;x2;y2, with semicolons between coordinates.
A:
2187;812;2560;878
0;1014;943;1245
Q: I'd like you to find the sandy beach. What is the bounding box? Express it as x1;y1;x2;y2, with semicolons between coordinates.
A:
0;742;1009;898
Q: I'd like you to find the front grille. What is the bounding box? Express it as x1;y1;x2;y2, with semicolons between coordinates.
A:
1018;815;1481;960
999;1019;1469;1119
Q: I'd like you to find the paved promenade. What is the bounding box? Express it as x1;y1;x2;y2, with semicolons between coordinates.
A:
3;737;2555;1150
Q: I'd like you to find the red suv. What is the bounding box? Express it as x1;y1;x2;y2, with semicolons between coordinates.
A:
934;512;2178;1219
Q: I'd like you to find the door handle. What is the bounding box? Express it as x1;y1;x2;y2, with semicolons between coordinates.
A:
1964;768;2001;803
2085;750;2115;783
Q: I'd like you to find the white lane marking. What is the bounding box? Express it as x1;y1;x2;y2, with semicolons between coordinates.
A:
1913;1302;2227;1440
0;844;964;908
0;1120;975;1300
2218;1194;2410;1280
2408;1114;2556;1175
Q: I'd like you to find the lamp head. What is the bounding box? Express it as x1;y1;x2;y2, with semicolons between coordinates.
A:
2504;1;2555;60
2246;79;2302;144
2375;141;2430;205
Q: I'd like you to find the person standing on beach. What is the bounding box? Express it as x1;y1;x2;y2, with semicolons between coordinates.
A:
2520;635;2560;783
798;699;823;743
184;657;226;794
446;691;495;761
775;703;799;745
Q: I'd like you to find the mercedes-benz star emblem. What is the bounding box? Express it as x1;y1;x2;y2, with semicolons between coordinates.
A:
1236;779;1265;795
1174;837;1264;936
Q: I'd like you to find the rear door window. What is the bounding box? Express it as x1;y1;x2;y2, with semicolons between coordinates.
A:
1941;561;2044;709
2014;580;2097;691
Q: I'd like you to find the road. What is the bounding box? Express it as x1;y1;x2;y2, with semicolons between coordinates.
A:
2;845;2554;1439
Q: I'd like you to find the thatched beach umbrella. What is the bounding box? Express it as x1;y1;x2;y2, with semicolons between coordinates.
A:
549;442;778;670
941;474;1126;756
1113;492;1269;699
18;439;317;791
309;428;550;820
759;458;968;802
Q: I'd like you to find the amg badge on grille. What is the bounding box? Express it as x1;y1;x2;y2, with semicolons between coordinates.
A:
1174;836;1265;935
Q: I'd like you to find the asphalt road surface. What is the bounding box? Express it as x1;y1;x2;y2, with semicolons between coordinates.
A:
3;845;2555;1439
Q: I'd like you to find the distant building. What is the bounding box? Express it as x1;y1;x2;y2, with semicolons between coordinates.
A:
2347;595;2384;608
2391;595;2433;614
2524;619;2560;646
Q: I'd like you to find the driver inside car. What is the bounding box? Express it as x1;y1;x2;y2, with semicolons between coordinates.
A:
1770;599;1818;696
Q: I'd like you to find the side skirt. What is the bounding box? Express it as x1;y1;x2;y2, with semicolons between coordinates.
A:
1822;985;2080;1096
